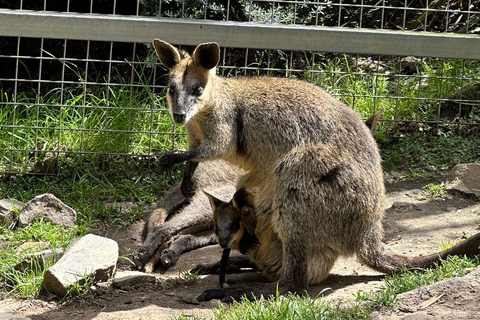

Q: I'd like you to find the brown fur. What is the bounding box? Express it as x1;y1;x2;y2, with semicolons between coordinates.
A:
138;40;480;300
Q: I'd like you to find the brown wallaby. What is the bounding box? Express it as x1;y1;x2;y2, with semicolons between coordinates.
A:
136;39;390;298
136;39;480;301
198;186;480;301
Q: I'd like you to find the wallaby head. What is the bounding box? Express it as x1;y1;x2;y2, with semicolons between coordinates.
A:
152;39;220;124
204;191;244;250
204;188;258;253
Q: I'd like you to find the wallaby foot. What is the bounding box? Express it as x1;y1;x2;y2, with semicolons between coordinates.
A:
197;283;282;302
160;232;217;268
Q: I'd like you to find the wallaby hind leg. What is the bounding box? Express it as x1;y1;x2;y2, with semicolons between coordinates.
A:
270;145;344;293
141;185;187;241
160;231;217;268
137;193;213;270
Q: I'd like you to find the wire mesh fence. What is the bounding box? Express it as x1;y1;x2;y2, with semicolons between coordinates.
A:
0;0;479;175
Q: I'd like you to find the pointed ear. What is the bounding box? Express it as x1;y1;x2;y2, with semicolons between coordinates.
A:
232;187;252;214
203;191;223;211
152;39;181;69
192;42;220;70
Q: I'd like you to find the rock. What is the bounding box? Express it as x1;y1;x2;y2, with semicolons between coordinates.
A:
43;234;118;296
390;202;421;211
445;163;480;198
113;271;156;288
15;241;49;254
18;194;77;228
14;248;64;271
104;201;137;214
0;198;24;227
0;312;31;320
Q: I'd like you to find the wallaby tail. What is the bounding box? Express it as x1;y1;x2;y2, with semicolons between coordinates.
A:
365;108;385;134
359;232;480;275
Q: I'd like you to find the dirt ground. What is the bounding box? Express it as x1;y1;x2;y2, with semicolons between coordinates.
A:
1;180;479;320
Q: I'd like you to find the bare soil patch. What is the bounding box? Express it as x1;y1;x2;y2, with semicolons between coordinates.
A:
1;180;479;320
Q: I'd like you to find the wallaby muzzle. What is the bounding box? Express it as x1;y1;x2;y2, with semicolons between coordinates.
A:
172;112;187;124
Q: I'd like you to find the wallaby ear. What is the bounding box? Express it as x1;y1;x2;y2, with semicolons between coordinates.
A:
192;42;220;70
152;39;181;69
232;187;251;214
203;191;223;211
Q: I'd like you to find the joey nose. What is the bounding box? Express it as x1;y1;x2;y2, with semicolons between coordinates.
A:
173;112;186;124
219;239;230;249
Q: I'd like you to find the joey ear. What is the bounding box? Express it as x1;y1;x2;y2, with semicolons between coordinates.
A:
152;39;181;69
203;191;223;211
232;187;251;214
192;42;220;70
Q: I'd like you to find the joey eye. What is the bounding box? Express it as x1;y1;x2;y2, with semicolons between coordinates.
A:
230;221;240;231
192;86;204;96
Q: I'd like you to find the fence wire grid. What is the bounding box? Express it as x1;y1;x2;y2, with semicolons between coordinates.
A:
0;0;479;175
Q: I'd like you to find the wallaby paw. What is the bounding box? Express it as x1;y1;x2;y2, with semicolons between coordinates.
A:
197;288;226;301
158;153;179;169
160;249;177;268
134;245;156;271
143;260;155;274
180;180;195;198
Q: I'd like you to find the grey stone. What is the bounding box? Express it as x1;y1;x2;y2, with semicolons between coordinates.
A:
18;193;77;228
113;271;156;288
14;248;64;271
445;163;480;197
15;241;49;254
0;198;24;227
104;201;137;214
0;313;31;320
390;202;420;211
43;234;118;296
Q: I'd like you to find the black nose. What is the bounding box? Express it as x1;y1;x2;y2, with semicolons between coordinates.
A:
219;239;230;249
173;112;186;124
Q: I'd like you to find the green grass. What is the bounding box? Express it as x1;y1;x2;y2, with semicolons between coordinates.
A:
0;220;83;298
422;182;447;199
379;131;480;179
0;56;187;174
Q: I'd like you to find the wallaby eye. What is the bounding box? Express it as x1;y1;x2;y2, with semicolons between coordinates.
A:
168;84;176;95
230;221;240;231
192;85;204;96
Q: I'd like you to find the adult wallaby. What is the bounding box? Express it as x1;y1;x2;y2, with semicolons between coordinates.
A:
134;39;397;297
199;185;480;301
134;39;477;301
